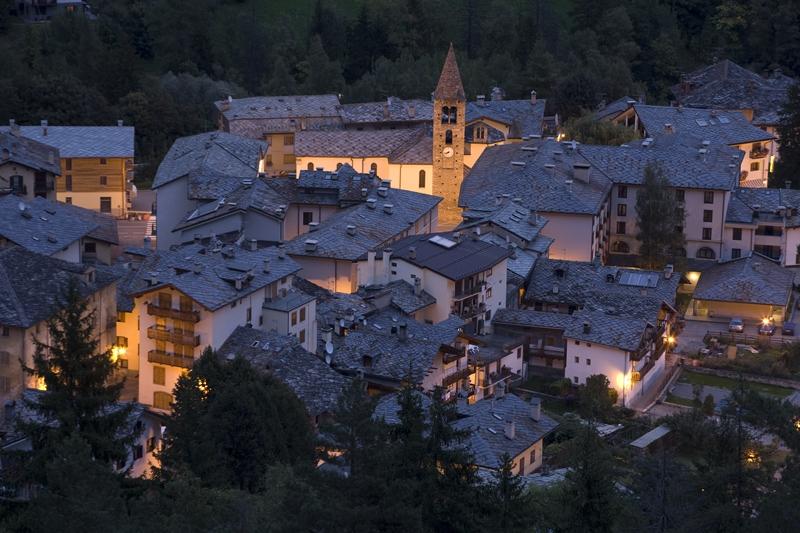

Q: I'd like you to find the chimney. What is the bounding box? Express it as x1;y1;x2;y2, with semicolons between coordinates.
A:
504;419;516;440
383;203;394;215
322;325;333;348
529;396;541;421
664;123;674;134
308;222;319;232
452;231;461;242
346;224;357;236
381;179;391;189
41;119;48;136
304;239;318;252
477;94;486;106
409;246;416;260
573;162;591;182
361;187;368;198
495;194;503;206
193;263;202;275
345;308;356;322
528;212;539;226
495;380;505;398
248;238;257;251
261;258;271;273
413;277;422;296
583;321;591;334
383;101;390;119
377;187;388;198
8;119;18;134
408;103;416;118
193;234;201;244
366;198;377;209
530;89;537;104
278;244;286;259
664;263;674;279
117;119;124;127
235;278;244;291
398;322;408;341
491;86;504;101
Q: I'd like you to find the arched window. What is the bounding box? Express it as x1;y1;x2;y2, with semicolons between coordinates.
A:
307;162;314;171
418;169;426;188
336;162;343;170
441;106;450;124
445;130;453;145
153;391;173;410
612;241;630;253
370;162;378;174
696;247;716;259
449;106;458;124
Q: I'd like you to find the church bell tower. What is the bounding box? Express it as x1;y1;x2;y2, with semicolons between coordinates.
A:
432;44;466;229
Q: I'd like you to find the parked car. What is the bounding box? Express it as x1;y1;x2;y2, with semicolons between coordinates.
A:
782;323;795;336
758;322;777;336
728;318;745;333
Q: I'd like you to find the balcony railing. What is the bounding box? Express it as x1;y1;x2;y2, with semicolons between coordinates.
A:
750;148;769;159
455;301;486;320
147;350;195;369
147;303;200;323
147;326;200;346
442;366;472;387
454;282;485;300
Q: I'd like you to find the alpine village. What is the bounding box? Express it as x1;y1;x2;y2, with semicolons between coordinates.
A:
2;1;800;532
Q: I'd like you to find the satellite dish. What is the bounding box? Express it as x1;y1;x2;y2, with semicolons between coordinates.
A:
325;342;334;355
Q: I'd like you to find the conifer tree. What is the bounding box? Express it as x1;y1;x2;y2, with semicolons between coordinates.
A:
774;84;800;188
636;164;686;269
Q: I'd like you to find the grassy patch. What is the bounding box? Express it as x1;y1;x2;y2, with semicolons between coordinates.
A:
679;370;793;398
665;393;695;407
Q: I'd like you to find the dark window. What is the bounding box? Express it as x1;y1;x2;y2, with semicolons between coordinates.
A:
133;445;143;461
370;162;378;174
675;189;685;202
418;170;426;188
616;221;626;235
704;191;714;204
246;307;252;323
697;247;716;259
731;248;742;259
750;162;760;171
733;228;742;240
307;162;314;171
441;106;449;124
702;228;712;240
84;242;96;254
99;158;107;165
299;329;306;343
65;175;72;191
65;197;72;204
445;129;453;145
612;241;630;253
1;327;9;337
65;158;72;171
617;204;627;217
618;186;627;198
300;307;306;321
100;175;107;186
755;225;783;237
302;212;313;225
100;197;111;213
449;107;458;124
703;210;713;222
283;134;294;146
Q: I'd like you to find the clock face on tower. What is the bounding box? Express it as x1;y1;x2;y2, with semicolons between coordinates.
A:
442;147;454;158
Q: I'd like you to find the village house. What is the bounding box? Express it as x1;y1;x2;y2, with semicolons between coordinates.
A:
284;182;440;293
0;196;118;265
0;129;60;202
217;326;349;426
362;231;510;333
151;131;268;250
723;188;800;265
2;122;135;216
115;241;302;410
606;103;775;187
0;247;119;413
687;253;794;324
461;139;612;262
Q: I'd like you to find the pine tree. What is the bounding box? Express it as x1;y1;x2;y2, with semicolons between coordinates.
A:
635;163;686;269
18;278;132;481
774;84;800;188
485;455;533;533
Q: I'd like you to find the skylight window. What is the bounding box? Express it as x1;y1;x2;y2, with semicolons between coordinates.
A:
429;235;456;248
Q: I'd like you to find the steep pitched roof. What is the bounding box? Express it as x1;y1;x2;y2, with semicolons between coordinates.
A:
2;125;134;158
725;188;800;228
692;254;793;306
338;98;433;125
0;247;118;328
465;99;546;138
632;104;774;145
218;326;349;416
152;131;267;190
0;131;60;175
215;95;341;121
294;127;427;159
434;44;466;101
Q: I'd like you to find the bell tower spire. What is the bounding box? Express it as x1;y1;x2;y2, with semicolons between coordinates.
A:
432;44;466;230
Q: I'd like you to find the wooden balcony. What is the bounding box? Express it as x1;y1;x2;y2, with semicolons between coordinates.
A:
147;350;195;369
146;303;200;323
147;326;200;346
442;366;472;387
750;148;769;159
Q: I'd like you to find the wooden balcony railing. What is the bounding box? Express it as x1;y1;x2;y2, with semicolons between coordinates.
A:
147;326;200;346
147;350;195;369
146;303;200;323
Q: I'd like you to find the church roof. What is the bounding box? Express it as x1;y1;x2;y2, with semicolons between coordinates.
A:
434;44;466;101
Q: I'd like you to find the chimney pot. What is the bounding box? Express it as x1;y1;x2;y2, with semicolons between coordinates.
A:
383;203;394;215
583;321;591;334
504;419;516;440
529;397;541;421
409;246;416;260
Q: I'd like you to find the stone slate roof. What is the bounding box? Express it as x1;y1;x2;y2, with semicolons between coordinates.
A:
564;308;651;352
461;199;548;243
465;99;546;138
284;186;441;262
373;390;433;425
2;125;134;158
477;233;541;283
357;280;436;315
0;195;101;255
460;140;612;215
632;104;774;145
339;97;433;125
692;254;793;306
262;288;315;312
0;131;60;175
434;44;466;101
452;394;558;470
578;134;743;191
594;96;636;121
215;95;341;121
671;60;795;126
526;257;680;312
294;127;428;159
725;188;800;228
0;246;118;328
218;326;349;416
121;242;301;311
295;164;381;205
152;131;267;190
390;231;511;281
493;308;576;330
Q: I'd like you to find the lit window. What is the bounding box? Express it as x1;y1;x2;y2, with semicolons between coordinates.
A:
153;391;173;410
153;366;165;386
